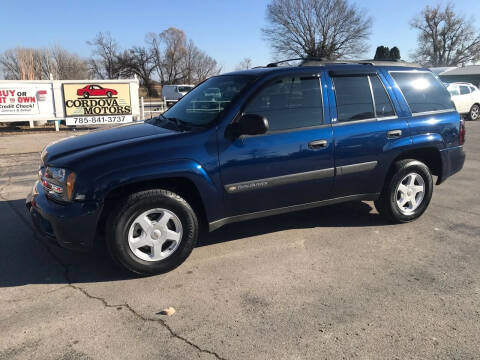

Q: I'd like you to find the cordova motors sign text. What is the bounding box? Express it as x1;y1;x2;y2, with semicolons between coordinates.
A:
63;83;132;118
65;98;131;115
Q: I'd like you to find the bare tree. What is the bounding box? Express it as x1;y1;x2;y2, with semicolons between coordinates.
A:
410;4;480;66
182;40;221;83
0;46;88;80
117;46;157;95
159;27;188;84
235;58;253;70
145;32;166;84
262;0;371;60
146;28;221;85
49;45;88;79
87;32;122;79
0;48;44;80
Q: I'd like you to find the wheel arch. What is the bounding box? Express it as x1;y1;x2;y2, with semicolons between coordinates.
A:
97;176;209;238
383;147;442;188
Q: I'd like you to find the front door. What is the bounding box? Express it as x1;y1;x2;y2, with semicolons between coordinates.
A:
218;73;334;217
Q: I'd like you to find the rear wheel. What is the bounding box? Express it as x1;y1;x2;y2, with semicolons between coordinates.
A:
469;104;479;121
374;159;433;223
106;189;198;275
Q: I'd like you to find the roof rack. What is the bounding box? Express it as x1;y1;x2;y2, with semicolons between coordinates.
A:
265;57;421;68
266;58;317;67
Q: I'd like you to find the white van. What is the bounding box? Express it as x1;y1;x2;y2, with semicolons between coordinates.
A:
162;85;194;106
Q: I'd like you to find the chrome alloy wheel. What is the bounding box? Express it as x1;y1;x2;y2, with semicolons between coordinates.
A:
395;172;425;215
128;208;183;262
471;105;479;120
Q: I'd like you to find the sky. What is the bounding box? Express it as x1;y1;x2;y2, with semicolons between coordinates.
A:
1;0;479;72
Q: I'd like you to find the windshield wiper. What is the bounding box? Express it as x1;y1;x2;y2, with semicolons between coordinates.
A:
166;117;188;130
149;114;206;131
151;114;185;131
166;117;208;130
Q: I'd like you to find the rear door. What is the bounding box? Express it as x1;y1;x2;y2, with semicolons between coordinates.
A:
218;72;334;217
448;85;463;112
458;85;472;113
327;69;410;197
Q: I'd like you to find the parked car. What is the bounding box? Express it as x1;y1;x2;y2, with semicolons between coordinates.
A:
27;60;466;275
76;85;118;98
446;82;480;120
162;84;194;106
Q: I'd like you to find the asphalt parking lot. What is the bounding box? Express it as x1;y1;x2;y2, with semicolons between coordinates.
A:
1;123;479;360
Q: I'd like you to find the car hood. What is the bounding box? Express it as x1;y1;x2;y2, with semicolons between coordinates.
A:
44;122;178;164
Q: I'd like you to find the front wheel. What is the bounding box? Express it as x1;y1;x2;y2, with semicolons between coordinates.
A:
106;189;198;275
374;159;433;223
469;104;479;121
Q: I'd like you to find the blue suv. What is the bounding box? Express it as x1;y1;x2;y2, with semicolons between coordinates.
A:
27;60;466;274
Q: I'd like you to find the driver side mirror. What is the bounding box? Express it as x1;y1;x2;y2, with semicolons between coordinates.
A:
226;114;269;138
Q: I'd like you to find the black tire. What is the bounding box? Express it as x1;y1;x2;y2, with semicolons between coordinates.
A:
107;91;113;98
106;189;198;275
374;159;433;223
83;92;89;98
469;104;479;121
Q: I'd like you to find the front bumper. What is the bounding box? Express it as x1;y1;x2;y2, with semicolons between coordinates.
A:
437;145;466;184
26;181;100;251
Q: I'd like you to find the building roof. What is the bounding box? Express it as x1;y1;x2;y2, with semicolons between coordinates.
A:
430;67;457;75
437;65;480;76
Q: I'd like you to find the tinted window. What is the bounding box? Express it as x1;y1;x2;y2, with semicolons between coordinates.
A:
391;72;454;114
469;86;476;93
369;75;395;117
333;76;374;122
178;86;193;92
460;86;471;95
244;76;323;131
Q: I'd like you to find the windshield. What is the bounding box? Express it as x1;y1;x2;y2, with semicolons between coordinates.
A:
161;75;253;126
178;86;193;92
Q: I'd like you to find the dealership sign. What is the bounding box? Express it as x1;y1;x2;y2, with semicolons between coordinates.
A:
63;83;133;125
0;88;40;115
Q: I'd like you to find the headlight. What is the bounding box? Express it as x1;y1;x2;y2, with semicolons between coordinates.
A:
41;166;77;202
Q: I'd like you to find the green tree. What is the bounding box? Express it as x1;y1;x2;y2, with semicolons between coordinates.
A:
374;46;390;60
389;46;401;60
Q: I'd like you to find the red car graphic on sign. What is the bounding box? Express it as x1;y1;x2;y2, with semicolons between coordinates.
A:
76;85;118;98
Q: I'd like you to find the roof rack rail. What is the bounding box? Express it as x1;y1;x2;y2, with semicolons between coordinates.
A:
300;58;421;68
266;57;327;67
264;57;421;68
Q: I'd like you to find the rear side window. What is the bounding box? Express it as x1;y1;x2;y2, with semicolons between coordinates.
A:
244;76;323;131
459;86;471;95
332;75;395;122
390;72;454;114
369;76;395;117
333;76;374;122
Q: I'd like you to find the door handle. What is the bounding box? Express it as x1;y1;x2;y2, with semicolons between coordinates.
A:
387;130;402;139
308;139;328;149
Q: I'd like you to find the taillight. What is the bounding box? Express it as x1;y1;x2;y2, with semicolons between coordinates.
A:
459;119;466;145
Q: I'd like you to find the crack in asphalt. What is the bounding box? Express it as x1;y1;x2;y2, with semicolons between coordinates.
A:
0;171;227;360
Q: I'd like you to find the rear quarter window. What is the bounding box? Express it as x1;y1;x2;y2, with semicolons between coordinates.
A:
390;71;454;114
459;86;471;95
